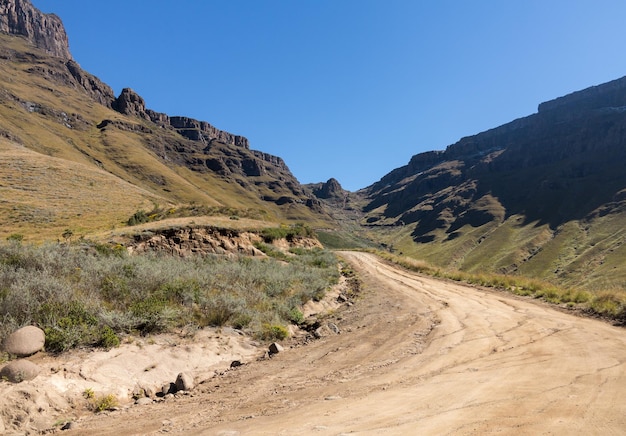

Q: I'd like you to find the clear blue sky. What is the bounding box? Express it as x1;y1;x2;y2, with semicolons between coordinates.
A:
32;1;626;191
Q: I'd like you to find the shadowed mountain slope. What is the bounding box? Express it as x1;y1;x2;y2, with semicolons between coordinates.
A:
362;76;626;290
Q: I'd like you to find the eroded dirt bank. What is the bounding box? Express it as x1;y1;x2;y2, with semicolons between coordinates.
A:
64;251;626;435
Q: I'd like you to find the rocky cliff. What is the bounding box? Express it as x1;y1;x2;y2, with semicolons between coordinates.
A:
0;0;331;236
113;88;250;149
0;0;254;151
0;0;71;59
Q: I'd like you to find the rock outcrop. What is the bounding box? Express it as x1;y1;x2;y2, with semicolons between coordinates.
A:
125;225;322;257
313;178;345;200
169;116;249;149
128;226;266;257
111;87;251;149
0;0;71;59
538;75;626;116
112;88;150;120
65;59;116;107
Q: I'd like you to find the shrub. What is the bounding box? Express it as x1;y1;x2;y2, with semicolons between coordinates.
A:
288;308;305;325
590;293;625;318
39;301;101;352
6;234;23;242
127;210;149;226
258;323;289;341
98;326;120;349
90;394;119;413
129;297;177;335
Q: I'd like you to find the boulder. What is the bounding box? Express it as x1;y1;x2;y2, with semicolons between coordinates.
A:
0;360;41;383
3;325;45;357
175;372;194;392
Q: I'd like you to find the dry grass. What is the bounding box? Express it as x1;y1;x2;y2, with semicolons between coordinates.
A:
0;139;159;242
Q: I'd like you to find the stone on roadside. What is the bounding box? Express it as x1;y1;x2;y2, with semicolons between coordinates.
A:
135;397;153;406
161;382;177;396
268;342;284;355
0;359;41;383
175;372;194;392
328;322;341;334
60;421;76;430
2;326;45;357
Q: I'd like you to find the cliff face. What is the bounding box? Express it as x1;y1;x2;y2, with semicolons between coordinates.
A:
0;0;71;59
0;0;254;151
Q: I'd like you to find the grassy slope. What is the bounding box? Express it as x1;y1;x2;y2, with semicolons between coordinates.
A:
377;211;626;292
0;138;160;241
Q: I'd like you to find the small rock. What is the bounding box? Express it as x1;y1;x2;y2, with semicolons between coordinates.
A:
268;342;284;355
141;384;157;398
161;382;177;396
60;421;76;430
230;360;243;368
175;372;194;392
337;294;348;303
0;359;41;383
2;326;45;357
328;322;341;334
135;397;153;406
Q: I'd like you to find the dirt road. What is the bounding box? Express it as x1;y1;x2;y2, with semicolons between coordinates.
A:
68;251;626;435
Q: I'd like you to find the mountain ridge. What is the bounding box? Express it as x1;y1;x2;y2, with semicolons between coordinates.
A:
0;0;331;241
360;73;626;289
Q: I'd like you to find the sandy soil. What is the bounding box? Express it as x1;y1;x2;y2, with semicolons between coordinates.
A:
5;251;626;435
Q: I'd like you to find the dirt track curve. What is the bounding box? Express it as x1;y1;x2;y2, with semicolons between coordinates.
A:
67;251;626;435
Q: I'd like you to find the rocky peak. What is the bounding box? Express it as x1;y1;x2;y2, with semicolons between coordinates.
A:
0;0;71;59
314;178;345;199
113;88;149;120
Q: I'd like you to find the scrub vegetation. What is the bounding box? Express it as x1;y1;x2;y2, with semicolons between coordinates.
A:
0;240;339;352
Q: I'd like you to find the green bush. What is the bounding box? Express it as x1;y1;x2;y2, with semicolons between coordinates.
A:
259;323;289;341
90;394;119;412
98;326;120;349
127;210;150;226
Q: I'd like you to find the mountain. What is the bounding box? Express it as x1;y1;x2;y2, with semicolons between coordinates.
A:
0;0;329;241
361;76;626;290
